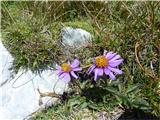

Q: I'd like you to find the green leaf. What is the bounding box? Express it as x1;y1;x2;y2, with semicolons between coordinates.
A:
80;102;88;109
104;86;126;98
104;86;132;106
88;104;99;110
132;98;150;109
126;84;141;94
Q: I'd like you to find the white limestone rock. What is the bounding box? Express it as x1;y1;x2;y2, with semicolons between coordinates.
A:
0;40;67;119
61;27;92;49
0;40;14;86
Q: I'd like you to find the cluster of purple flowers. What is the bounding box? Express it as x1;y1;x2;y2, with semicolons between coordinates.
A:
55;50;123;82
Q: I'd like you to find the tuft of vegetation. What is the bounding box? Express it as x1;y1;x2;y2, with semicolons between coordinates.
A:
1;1;97;72
1;1;160;119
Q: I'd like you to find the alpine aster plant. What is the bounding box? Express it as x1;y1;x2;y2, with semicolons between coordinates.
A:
88;51;123;81
55;59;82;82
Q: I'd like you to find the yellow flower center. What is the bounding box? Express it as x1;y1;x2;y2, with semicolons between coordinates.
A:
95;56;109;68
61;63;71;72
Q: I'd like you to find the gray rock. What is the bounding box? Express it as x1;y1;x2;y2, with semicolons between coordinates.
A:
61;27;92;49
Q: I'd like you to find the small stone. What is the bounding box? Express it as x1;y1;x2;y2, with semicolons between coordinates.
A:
61;27;92;49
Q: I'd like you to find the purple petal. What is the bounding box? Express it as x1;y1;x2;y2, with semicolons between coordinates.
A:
88;64;96;74
95;68;103;76
106;51;113;57
109;72;116;80
59;72;67;78
71;59;80;68
54;70;59;74
59;72;66;78
55;70;62;76
106;52;117;60
109;59;123;67
71;71;78;79
104;67;110;75
54;69;63;76
94;68;103;81
110;55;121;61
59;73;71;82
72;67;82;71
108;66;123;74
56;65;61;70
94;68;98;81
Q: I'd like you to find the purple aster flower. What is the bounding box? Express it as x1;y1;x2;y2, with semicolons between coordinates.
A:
88;50;123;81
55;59;82;82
